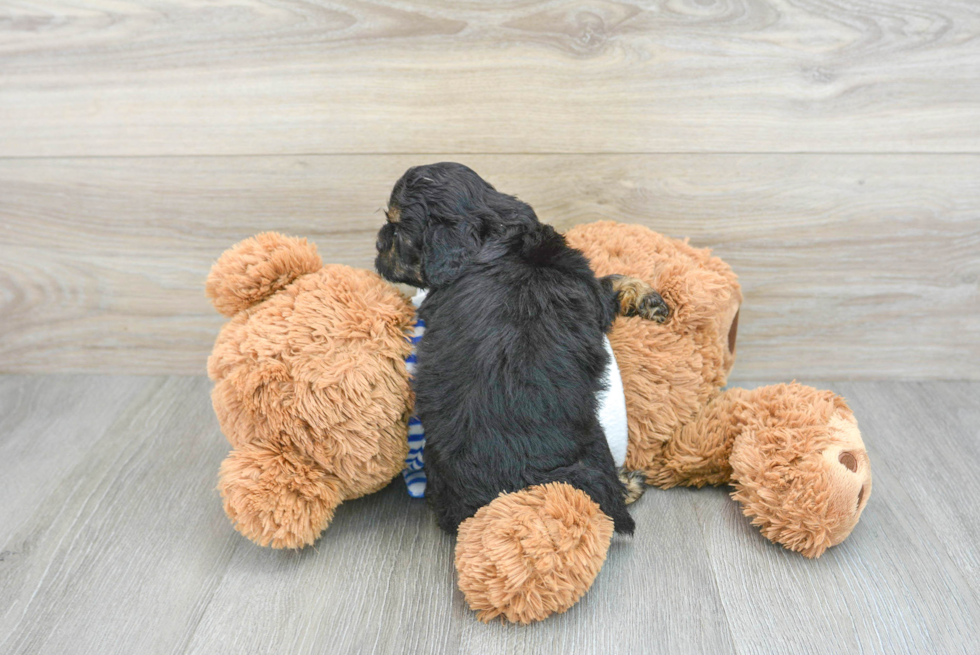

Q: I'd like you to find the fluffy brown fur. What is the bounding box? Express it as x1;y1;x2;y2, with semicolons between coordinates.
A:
566;221;872;559
455;482;614;624
729;385;870;557
207;233;415;548
566;221;741;476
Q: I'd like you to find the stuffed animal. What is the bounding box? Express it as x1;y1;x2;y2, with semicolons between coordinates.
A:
205;222;871;624
564;223;872;559
206;232;415;548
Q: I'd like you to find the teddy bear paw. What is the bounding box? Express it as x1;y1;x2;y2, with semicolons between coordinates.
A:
454;482;614;624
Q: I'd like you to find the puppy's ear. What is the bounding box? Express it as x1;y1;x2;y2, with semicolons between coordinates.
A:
421;220;481;287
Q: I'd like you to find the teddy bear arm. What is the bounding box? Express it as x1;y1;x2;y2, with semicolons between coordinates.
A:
642;388;755;489
218;443;344;549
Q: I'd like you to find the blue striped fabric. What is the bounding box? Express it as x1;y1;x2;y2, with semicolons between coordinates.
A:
402;318;427;497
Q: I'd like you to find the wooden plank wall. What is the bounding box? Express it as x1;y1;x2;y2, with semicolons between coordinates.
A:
1;1;978;379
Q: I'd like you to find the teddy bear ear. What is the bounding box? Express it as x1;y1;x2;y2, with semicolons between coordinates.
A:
206;232;323;316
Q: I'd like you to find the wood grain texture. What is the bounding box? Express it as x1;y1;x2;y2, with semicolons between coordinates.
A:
2;154;977;378
0;375;154;546
0;377;240;655
1;376;979;654
1;1;979;156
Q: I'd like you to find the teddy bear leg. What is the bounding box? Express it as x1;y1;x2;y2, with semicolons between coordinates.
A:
454;482;614;624
218;442;344;549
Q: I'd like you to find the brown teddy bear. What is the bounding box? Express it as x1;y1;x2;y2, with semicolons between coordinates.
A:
205;222;872;624
565;222;872;559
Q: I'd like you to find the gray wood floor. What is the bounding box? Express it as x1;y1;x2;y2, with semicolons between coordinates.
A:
1;376;978;654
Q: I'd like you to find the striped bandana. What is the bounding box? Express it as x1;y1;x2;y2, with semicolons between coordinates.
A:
402;295;427;498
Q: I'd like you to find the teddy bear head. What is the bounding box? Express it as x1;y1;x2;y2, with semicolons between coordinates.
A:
728;384;872;557
205;233;414;548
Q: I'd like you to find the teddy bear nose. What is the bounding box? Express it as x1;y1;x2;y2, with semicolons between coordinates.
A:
839;451;858;472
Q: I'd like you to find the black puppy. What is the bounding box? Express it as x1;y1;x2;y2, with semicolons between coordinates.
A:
375;163;668;535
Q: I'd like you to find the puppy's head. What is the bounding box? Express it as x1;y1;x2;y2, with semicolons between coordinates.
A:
374;162;538;288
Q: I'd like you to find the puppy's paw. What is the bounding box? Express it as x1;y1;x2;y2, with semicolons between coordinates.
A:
610;276;670;323
618;467;647;505
635;290;670;323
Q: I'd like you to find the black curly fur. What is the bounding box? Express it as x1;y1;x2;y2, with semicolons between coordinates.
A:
375;162;636;535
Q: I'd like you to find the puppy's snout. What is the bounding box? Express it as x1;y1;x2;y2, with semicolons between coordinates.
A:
376;234;386;252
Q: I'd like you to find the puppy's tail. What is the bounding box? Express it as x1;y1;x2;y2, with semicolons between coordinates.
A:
594;483;636;536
